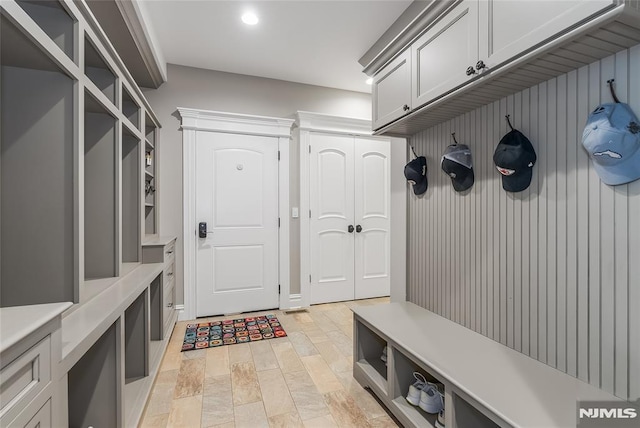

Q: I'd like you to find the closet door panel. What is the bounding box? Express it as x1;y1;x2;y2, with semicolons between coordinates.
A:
309;133;355;304
354;137;391;299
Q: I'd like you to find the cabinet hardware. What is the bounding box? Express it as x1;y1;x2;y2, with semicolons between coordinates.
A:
356;225;362;233
403;104;410;112
167;302;173;308
475;60;486;71
348;225;354;233
166;250;174;255
167;272;174;277
466;66;476;76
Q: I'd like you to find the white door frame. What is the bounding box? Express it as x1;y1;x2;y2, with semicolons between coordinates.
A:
297;111;392;308
178;108;293;321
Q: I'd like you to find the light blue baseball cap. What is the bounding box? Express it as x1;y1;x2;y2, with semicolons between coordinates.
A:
582;102;640;185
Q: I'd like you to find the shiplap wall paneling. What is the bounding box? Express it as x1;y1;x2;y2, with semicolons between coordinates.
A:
407;45;640;401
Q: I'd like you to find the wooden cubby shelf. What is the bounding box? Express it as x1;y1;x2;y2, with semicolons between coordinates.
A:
0;1;169;426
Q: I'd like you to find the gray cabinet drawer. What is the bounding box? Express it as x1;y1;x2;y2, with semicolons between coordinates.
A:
0;336;51;424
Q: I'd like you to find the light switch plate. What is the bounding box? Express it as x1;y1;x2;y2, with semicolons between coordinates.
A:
292;207;299;218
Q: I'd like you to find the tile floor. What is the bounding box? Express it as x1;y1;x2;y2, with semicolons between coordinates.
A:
140;297;400;428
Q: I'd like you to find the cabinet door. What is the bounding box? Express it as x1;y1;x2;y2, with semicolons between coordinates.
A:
479;0;614;69
411;0;478;109
372;49;411;131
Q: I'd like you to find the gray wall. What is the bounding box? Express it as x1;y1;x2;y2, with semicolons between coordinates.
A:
407;45;640;401
142;64;371;305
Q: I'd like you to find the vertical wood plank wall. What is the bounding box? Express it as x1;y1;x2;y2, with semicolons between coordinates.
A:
407;45;640;401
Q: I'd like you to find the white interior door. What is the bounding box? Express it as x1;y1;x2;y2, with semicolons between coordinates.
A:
195;131;279;317
354;137;391;299
309;133;355;304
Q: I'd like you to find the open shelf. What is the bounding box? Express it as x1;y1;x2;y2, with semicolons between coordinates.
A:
355;321;388;394
16;0;75;61
125;290;148;384
149;274;163;341
85;36;116;105
453;394;499;428
122;86;140;129
84;91;117;280
1;15;75;307
68;322;119;428
145;114;156;146
392;349;444;427
122;127;140;263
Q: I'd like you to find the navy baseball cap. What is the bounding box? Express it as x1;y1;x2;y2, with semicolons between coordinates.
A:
582;102;640;185
493;129;537;192
404;156;427;195
441;144;474;192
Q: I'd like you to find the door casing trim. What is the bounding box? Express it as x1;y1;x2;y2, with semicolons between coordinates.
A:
178;108;293;320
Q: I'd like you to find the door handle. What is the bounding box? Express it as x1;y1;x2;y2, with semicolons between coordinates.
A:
348;225;354;233
356;225;362;233
199;222;214;238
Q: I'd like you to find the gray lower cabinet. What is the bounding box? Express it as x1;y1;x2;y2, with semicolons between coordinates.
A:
0;303;70;428
143;236;177;338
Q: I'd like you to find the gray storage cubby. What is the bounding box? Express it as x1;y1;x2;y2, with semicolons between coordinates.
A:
149;274;163;341
1;15;75;307
355;320;388;393
68;322;120;428
452;394;499;428
84;92;117;280
392;348;443;427
85;36;116;104
122;128;140;263
121;87;140;129
15;0;75;61
125;290;148;383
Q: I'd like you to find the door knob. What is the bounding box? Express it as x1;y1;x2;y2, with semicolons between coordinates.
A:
403;104;410;112
348;225;354;233
476;60;486;71
466;66;476;76
356;225;362;233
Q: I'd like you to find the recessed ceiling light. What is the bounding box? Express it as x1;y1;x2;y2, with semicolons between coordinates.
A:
365;77;373;85
242;12;259;25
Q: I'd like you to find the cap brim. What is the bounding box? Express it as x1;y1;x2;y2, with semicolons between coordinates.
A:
412;177;428;195
590;149;640;185
501;168;533;192
452;169;474;192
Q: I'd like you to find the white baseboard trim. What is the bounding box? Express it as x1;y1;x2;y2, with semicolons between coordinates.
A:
175;304;188;321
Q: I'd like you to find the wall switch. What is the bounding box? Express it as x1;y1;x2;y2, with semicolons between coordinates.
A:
292;207;299;218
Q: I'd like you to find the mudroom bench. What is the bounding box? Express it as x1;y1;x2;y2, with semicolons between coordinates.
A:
352;302;620;428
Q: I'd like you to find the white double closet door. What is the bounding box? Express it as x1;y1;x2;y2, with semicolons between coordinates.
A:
309;133;390;304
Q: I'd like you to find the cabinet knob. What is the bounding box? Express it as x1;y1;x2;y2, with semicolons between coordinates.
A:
466;66;476;76
476;60;486;71
403;104;410;112
167;302;173;308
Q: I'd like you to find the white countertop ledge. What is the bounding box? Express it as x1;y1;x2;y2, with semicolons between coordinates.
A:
0;302;73;353
60;263;164;373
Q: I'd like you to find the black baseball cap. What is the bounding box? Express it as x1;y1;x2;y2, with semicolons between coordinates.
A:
404;156;427;195
441;144;474;192
493;129;537;192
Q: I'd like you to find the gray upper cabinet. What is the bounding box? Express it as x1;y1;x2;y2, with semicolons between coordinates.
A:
372;49;411;131
479;0;614;69
412;0;478;110
367;0;639;135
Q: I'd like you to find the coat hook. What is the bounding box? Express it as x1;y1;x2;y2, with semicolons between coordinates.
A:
607;79;621;103
451;132;459;145
410;145;418;158
505;114;514;131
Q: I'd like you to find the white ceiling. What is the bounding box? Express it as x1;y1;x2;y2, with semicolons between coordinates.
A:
141;0;412;93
